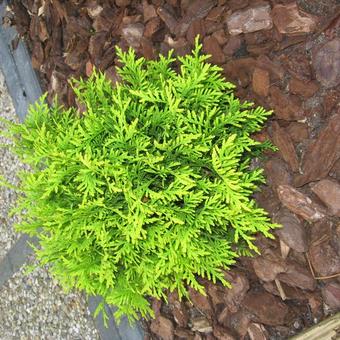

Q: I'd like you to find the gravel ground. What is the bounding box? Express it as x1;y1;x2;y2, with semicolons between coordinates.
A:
0;69;100;339
0;255;100;340
0;69;22;261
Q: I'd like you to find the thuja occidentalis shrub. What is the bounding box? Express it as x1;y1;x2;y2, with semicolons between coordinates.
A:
0;37;278;323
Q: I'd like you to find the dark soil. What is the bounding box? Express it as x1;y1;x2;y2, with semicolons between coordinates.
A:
5;0;340;339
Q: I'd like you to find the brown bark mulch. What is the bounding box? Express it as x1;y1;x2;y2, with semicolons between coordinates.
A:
5;0;340;339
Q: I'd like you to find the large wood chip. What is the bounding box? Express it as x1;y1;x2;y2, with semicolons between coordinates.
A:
277;185;326;222
295;113;340;186
271;122;299;172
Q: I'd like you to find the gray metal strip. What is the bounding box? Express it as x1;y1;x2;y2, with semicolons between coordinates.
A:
0;234;38;287
0;1;143;338
87;299;145;340
0;0;42;122
89;296;122;340
110;305;144;340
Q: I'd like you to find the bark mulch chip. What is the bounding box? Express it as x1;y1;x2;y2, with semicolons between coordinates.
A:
7;0;340;338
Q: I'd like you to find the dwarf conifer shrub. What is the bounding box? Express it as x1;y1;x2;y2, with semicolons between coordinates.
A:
1;38;277;323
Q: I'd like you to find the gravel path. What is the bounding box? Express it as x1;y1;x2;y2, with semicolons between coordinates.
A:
0;70;22;261
0;255;100;340
0;69;100;339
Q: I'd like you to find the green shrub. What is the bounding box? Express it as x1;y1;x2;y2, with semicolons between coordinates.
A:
1;38;277;323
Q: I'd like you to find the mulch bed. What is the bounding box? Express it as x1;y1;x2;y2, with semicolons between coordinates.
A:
5;0;340;339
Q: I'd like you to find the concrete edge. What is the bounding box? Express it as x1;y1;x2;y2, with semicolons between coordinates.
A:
0;1;144;339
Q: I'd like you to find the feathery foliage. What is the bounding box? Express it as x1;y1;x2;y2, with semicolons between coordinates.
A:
1;38;277;323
